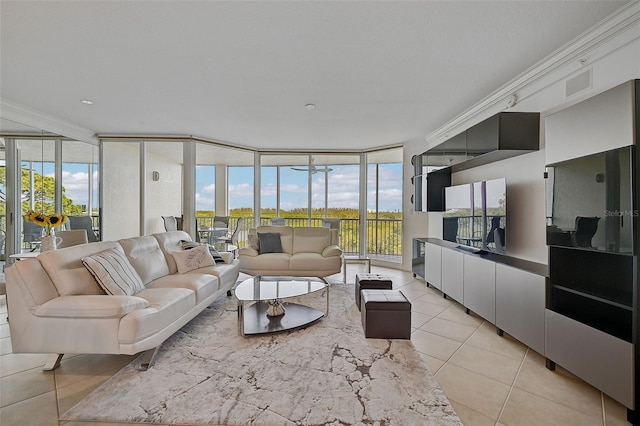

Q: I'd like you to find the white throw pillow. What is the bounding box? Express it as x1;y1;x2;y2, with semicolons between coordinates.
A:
172;244;215;274
82;247;145;296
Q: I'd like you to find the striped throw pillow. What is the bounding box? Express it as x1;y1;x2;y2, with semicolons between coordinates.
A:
82;247;145;296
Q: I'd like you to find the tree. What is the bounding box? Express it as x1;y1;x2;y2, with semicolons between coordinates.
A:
0;166;84;215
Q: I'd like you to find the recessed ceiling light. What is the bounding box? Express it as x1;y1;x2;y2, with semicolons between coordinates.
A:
305;104;316;110
80;99;94;105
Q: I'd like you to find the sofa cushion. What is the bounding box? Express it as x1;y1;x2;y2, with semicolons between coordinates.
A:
38;241;118;296
145;273;218;305
253;226;294;254
83;247;145;296
172;245;215;274
35;295;149;318
258;232;283;254
239;252;291;272
186;263;236;291
153;231;192;274
289;252;342;272
292;227;332;254
118;287;195;344
119;236;171;285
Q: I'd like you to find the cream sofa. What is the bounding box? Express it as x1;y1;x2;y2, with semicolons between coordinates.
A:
238;226;342;277
5;230;239;370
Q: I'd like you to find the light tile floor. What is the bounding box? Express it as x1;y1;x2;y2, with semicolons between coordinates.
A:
0;265;631;425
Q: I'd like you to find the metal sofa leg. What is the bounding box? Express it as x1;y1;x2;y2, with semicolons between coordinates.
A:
43;353;64;371
139;346;161;371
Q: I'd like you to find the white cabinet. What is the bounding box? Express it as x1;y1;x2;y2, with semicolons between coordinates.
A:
424;243;442;290
546;310;634;409
441;247;464;303
545;81;634;164
495;264;545;355
425;241;546;360
463;255;496;323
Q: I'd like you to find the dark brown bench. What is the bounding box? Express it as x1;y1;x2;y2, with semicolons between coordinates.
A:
361;289;411;339
355;273;392;311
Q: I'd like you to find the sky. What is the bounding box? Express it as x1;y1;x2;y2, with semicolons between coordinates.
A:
195;163;403;213
30;160;403;214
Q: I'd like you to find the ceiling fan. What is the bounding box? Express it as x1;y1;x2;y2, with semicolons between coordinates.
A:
291;157;333;174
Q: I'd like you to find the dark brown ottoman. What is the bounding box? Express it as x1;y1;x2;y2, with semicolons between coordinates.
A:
361;289;411;339
355;273;393;311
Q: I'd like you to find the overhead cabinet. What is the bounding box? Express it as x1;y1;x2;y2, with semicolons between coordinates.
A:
412;112;539;211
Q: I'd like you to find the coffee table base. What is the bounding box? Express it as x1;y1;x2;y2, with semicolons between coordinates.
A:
239;302;325;336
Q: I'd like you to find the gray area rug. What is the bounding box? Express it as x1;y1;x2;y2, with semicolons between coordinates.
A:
62;283;462;425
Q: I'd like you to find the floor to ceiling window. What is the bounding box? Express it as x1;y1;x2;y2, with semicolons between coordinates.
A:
61;140;99;220
17;138;60;251
228;165;254;220
259;153;364;253
0;118;101;261
312;154;361;254
258;155;305;225
367;147;403;262
196;141;255;241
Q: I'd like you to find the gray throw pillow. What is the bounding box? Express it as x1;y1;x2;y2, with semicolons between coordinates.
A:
257;232;282;254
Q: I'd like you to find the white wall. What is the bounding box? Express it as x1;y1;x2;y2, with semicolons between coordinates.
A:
102;142;140;241
145;144;183;235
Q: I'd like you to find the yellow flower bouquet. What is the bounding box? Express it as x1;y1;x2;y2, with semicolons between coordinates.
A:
26;210;68;236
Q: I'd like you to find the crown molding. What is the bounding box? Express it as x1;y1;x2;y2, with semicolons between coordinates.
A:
0;98;99;144
425;1;640;147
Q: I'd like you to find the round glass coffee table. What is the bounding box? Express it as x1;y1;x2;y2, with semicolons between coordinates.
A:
235;276;329;336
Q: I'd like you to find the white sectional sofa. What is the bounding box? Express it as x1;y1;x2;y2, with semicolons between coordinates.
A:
238;226;342;277
5;230;239;370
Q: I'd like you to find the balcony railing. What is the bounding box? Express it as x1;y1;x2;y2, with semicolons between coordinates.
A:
196;216;403;261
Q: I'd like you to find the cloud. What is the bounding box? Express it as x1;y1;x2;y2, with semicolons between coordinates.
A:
61;170;92;205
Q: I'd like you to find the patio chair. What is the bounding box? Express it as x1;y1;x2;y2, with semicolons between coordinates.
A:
270;218;285;226
68;215;99;242
162;215;179;231
225;217;247;245
56;229;89;248
22;217;43;250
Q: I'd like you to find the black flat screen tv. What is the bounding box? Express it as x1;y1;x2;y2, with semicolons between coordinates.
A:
443;178;506;254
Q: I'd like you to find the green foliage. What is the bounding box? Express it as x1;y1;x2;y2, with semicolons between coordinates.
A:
0;166;84;215
193;207;404;256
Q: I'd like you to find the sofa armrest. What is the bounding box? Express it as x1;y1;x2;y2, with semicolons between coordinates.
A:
239;247;259;257
322;245;342;258
34;295;149;318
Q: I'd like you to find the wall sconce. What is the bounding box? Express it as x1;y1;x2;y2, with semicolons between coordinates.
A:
152;171;160;181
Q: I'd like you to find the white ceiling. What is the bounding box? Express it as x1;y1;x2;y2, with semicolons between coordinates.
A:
0;1;631;151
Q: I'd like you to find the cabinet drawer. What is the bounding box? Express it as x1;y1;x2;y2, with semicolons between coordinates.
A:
441;248;463;303
495;264;545;355
424;243;442;290
463;255;495;323
546;310;634;409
